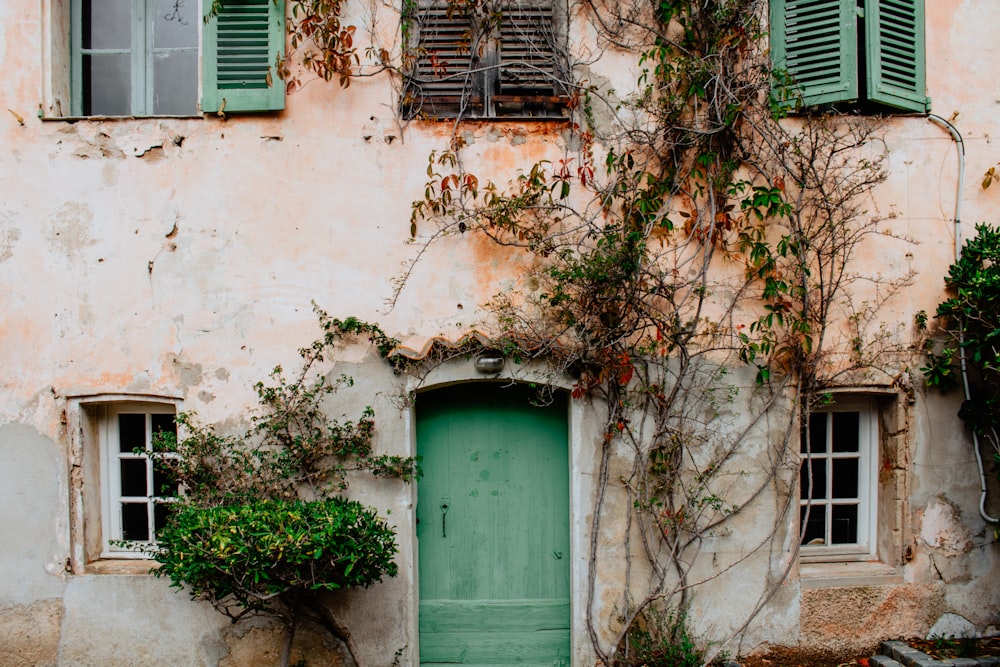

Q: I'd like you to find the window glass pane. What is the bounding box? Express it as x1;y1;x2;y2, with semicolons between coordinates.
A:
832;457;859;499
152;460;178;497
120;458;148;496
151;413;176;437
803;413;827;453
83;53;131;115
83;0;132;49
153;50;198;115
118;413;146;453
152;0;198;48
122;503;150;541
800;504;825;545
800;459;826;500
832;411;860;452
831;504;858;544
154;502;175;536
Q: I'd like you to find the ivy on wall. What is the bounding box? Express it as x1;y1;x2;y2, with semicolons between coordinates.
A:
192;0;920;663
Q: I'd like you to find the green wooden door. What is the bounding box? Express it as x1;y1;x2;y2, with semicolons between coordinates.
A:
417;383;570;666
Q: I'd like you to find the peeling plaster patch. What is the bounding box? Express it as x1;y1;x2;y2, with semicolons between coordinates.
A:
920;496;972;554
572;65;620;132
0;424;66;602
48;203;96;258
70;122;173;160
174;359;204;391
139;145;165;161
928;551;972;585
928;612;978;639
0;221;21;262
118;124;169;158
214;368;230;381
0;599;63;667
72;133;125;159
197;390;215;403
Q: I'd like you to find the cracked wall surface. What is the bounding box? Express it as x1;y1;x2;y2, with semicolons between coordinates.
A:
1;0;999;664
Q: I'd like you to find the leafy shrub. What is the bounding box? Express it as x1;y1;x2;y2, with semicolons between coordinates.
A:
154;498;398;616
923;223;1000;476
142;312;418;665
615;606;703;667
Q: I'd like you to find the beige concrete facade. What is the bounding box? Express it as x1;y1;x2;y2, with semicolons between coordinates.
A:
1;0;999;664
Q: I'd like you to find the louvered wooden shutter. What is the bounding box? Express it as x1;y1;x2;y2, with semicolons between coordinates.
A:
201;0;285;113
496;1;558;96
406;1;482;117
865;0;927;112
771;0;857;108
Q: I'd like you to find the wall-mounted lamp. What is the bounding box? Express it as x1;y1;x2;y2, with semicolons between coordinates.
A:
474;352;505;373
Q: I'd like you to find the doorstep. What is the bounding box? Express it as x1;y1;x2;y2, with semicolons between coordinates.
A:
871;640;1000;667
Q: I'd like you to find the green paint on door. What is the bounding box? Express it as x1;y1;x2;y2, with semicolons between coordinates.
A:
417;383;570;666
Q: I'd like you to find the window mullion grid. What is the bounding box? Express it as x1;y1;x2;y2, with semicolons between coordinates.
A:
823;413;834;545
800;412;828;545
100;405;116;550
114;419;131;543
859;405;875;552
144;412;157;543
71;0;82;115
72;0;137;115
133;0;149;115
114;414;153;543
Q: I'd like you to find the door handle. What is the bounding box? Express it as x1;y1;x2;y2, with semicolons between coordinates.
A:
441;500;449;538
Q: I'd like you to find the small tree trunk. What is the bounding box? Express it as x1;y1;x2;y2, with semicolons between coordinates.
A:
280;616;298;667
316;603;361;667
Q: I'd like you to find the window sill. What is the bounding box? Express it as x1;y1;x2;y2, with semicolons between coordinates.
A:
40;114;203;122
408;116;573;124
84;559;161;575
800;560;902;589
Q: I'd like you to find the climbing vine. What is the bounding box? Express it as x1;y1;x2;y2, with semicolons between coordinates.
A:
402;1;906;663
205;0;914;662
923;223;1000;484
147;310;418;667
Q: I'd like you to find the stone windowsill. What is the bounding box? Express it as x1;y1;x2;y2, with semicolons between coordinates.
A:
84;559;161;575
800;560;902;589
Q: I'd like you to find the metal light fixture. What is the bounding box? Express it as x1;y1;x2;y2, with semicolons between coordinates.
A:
474;351;505;373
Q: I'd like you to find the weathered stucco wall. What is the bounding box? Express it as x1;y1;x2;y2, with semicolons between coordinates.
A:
2;0;1000;664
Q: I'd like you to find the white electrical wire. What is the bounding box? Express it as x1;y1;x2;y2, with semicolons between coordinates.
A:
927;113;999;524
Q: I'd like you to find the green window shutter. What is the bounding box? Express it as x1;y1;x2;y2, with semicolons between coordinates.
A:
865;0;927;112
201;0;285;113
771;0;857;108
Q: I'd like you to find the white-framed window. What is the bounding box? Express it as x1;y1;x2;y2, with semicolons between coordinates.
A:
100;404;179;555
800;398;878;560
66;395;182;569
403;0;569;119
71;0;199;116
59;0;285;118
